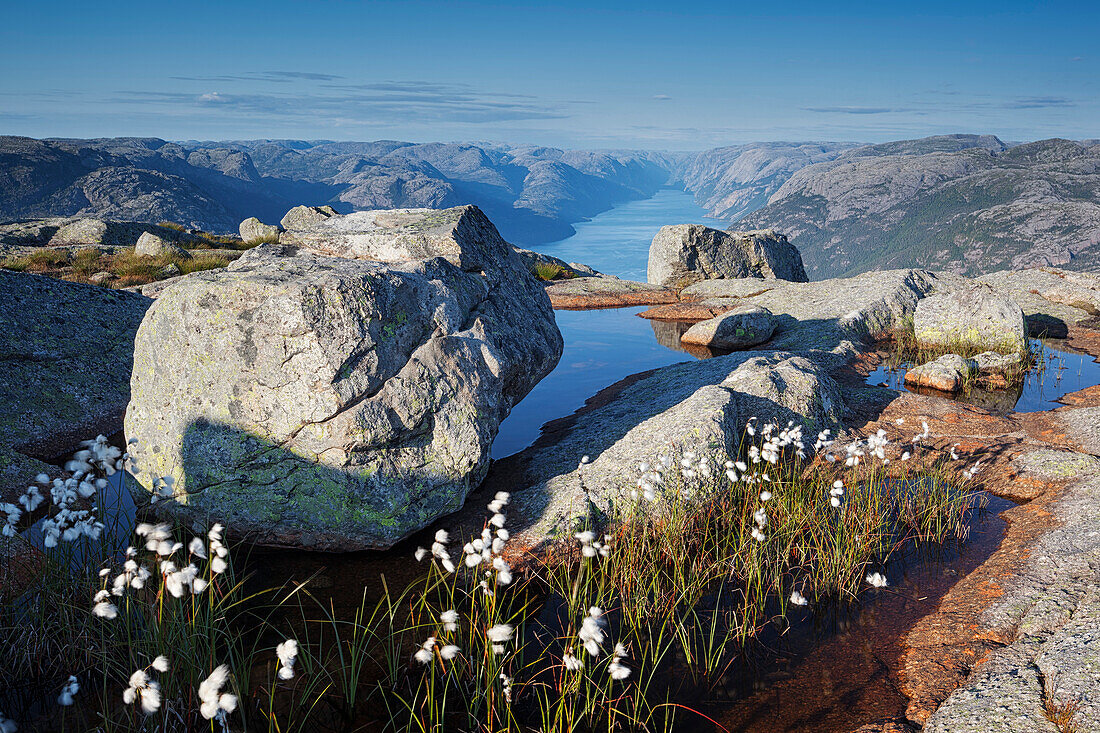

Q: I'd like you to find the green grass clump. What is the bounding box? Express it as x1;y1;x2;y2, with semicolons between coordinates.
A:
1;248;71;273
533;262;576;281
156;221;186;232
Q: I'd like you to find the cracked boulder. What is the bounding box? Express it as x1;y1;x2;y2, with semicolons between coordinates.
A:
125;206;563;551
647;226;808;288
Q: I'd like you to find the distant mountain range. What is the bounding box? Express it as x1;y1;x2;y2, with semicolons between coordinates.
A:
0;136;673;244
3;134;1100;276
740;135;1100;278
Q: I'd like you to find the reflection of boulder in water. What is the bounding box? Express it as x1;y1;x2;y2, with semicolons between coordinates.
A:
650;319;690;352
961;386;1022;413
649;319;719;359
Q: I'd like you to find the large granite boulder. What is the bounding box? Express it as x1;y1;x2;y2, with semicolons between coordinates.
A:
0;271;150;502
135;231;191;259
914;284;1027;352
280;204;339;231
647;225;808;288
239;217;280;244
126;206;563;551
681;305;775;350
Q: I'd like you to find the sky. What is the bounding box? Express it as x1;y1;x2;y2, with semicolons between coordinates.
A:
1;0;1097;150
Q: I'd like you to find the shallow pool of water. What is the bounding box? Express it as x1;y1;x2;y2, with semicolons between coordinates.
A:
493;307;694;458
866;339;1100;413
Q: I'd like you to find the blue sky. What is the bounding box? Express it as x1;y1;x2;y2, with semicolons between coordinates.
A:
1;0;1096;149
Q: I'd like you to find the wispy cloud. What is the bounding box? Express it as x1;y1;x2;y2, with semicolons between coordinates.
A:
1003;96;1075;109
802;106;912;115
113;82;570;124
652;94;672;101
170;71;344;83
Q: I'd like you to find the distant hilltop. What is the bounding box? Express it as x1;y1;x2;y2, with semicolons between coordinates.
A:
3;134;1100;277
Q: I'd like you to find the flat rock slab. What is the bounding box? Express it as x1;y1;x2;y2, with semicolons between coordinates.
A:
0;271;150;500
543;275;678;309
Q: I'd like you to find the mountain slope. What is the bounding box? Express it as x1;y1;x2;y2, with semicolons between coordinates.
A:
0;136;676;244
741;136;1100;278
671;142;860;220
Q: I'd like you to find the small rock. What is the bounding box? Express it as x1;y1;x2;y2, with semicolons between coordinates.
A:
157;263;182;278
681;305;775;349
89;271;113;284
135;232;192;259
280;205;339;230
239;217;280;243
904;354;974;393
914;285;1027;352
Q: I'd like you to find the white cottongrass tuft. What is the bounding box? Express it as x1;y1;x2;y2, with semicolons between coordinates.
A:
563;647;583;671
789;590;809;606
578;606;606;656
608;642;631;680
487;624;514;654
414;637;436;665
57;675;79;706
865;572;889;588
198;665;238;720
440;644;460;660
92;589;118;619
122;669;161;714
440;609;459;633
276;639;298;680
151;655;169;673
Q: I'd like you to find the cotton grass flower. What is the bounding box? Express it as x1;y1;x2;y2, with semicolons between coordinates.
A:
789;590;809;606
486;624;514;654
122;669;161;714
865;572;889;588
57;675;79;706
276;639;298;680
563;647;583;671
198;665;237;720
578;606;606;656
414;637;436;665
440;644;460;660
151;655;169;673
92;589;118;619
440;609;458;632
608;643;631;680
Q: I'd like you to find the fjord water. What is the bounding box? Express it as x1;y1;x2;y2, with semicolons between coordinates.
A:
492;189;726;458
538;188;727;281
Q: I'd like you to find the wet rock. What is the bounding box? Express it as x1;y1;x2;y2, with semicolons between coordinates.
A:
925;468;1100;732
0;270;150;502
647;226;808;288
126;207;563;551
681;305;775;350
543;274;678;309
135;231;192;259
914;284;1027;352
904;354;973;393
239;216;280;243
280;204;338;231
